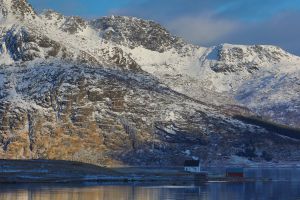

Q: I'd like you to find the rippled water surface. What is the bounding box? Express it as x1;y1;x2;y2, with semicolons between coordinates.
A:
1;168;300;200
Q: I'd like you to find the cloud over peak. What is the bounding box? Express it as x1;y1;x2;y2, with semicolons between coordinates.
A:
166;13;240;46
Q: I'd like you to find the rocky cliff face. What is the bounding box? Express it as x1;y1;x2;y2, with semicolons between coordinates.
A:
1;63;299;166
206;44;291;73
0;0;36;19
91;16;186;53
0;0;299;166
93;16;299;128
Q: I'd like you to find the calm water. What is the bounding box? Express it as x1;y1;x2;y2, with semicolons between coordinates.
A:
1;168;300;200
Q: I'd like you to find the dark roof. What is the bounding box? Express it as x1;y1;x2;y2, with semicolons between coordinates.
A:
184;160;200;167
226;168;244;173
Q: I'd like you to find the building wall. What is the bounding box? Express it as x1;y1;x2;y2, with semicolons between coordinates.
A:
226;172;244;178
184;166;201;173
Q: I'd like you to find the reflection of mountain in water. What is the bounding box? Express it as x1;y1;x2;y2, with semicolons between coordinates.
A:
1;169;300;200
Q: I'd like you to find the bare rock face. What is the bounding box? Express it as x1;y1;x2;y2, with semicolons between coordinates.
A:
0;0;36;20
100;47;139;70
0;64;299;166
207;44;291;73
41;10;88;34
0;14;140;70
91;16;185;53
0;0;299;166
42;10;88;34
61;16;87;34
1;27;62;62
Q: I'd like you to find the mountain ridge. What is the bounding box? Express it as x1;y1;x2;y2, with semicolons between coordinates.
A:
0;0;299;166
0;0;299;128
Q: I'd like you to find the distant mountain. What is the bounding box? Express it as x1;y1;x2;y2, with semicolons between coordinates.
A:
126;40;300;128
0;0;299;166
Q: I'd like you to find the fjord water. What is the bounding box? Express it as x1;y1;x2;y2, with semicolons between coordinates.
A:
1;168;300;200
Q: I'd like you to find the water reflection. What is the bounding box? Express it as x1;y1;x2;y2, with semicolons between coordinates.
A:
1;182;300;200
1;168;300;200
2;186;159;200
0;186;157;200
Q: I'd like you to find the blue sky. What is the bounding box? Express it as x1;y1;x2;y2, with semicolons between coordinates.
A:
29;0;300;55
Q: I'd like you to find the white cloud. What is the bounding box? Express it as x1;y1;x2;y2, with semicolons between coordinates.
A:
166;13;240;46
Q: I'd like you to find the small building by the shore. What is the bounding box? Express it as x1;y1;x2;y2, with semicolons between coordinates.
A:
226;168;244;178
184;160;201;173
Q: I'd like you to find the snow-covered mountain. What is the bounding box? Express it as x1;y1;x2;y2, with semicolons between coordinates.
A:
87;15;300;128
0;0;299;166
125;39;300;128
95;16;299;127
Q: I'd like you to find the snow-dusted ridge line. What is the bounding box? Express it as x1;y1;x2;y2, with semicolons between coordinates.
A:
0;0;299;128
0;0;300;166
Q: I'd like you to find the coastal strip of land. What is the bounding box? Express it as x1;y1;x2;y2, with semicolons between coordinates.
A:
0;160;272;184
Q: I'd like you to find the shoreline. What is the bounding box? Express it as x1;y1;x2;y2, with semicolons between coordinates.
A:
0;159;297;184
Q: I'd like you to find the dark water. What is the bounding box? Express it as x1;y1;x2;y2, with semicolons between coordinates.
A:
1;168;300;200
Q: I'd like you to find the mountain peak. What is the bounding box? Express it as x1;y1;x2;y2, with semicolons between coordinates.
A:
206;43;293;73
0;0;36;20
91;15;185;52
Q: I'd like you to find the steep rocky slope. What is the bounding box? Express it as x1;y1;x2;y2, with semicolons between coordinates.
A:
109;18;300;128
1;62;299;166
91;16;186;53
91;16;299;128
0;0;299;166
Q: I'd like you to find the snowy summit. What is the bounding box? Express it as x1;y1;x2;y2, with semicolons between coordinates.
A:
0;0;299;166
